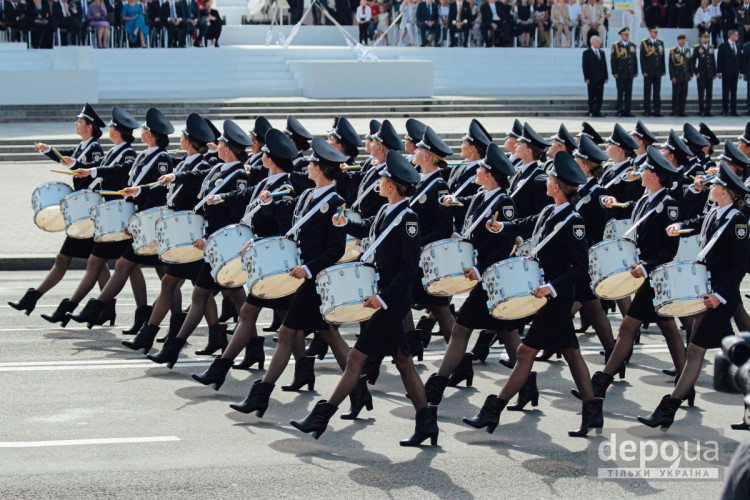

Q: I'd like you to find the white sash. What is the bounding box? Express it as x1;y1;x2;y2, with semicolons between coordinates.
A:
352;173;380;209
510;170;537;198
452;174;477;197
75;139;96;162
622;204;658;240
129;151;161;186
360;208;410;263
461;191;502;239
89;145;130;189
193;168;243;211
409;177;443;207
529;212;576;258
696;209;740;261
285;191;338;238
603;166;633;189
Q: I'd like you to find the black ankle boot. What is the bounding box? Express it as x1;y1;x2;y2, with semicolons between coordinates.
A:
66;299;107;329
41;298;77;326
8;288;42;315
281;357;315;391
290;400;338;439
230;380;275;416
341;375;373;420
218;296;238;323
98;299;116;327
569;397;604;436
157;312;186;343
471;330;496;363
662;367;678;377
121;324;160;354
576;311;592;333
447;353;474;387
192;357;233;390
146;337;186;369
263;310;282;332
416;315;437;342
638;395;682;430
535;349;562;361
425;373;451;405
121;305;151;335
233;336;266;370
419;329;432;349
498;358;515;369
400;406;439;446
195;323;228;356
571;371;614;400
362;354;384;385
305;332;329;360
406;330;424;361
462;395;508;434
507;371;539;411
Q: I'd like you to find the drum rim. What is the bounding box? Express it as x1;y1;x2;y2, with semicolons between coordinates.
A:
248;272;303;299
321;300;375;325
490;295;548;320
481;255;542;281
655;297;708;317
158;242;204;263
652;260;708;273
589;237;638;252
420;237;473;252
210;255;243;277
592;272;644;300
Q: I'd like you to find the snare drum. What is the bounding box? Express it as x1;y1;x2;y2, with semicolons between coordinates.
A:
31;182;73;232
515;239;534;257
604;219;632;241
588;238;644;300
61;190;103;239
205;224;255;287
129;207;175;256
316;262;378;324
419;238;478;296
675;235;700;262
242;236;303;299
338;210;364;263
482;257;547;320
651;261;711;317
155;210;205;263
91;200;136;243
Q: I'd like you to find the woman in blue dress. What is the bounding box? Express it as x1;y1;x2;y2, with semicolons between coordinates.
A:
122;0;148;47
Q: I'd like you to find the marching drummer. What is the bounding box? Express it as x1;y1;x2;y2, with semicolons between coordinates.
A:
403;118;427;165
542;124;578;173
680;123;712;219
204;118;222;166
503;119;524;168
285;115;315;194
291;150;440;447
425;143;520;404
145;119;251;368
246;116;273;185
698;123;720;170
576;121;604;147
601;123;644;220
508;123;549;219
66;107;175;330
659;129;693;207
464;151;602;438
328;116;364;206
639;161;750;430
447;119;492;219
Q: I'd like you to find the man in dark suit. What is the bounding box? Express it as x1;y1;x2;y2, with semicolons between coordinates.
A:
742;30;750;114
448;0;472;47
480;0;509;47
0;0;8;32
583;35;608;116
3;0;26;41
51;0;83;45
718;28;742;115
161;0;187;47
146;0;163;43
693;31;717;116
416;0;439;47
184;0;206;46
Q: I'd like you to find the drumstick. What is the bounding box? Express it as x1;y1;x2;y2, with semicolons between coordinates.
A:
50;169;76;175
51;148;66;162
149;182;164;189
97;190;126;196
448;200;464;207
490;211;499;226
168;149;186;154
267;190;291;198
336;204;346;222
699;174;717;186
674;229;693;235
610;202;629;208
621;171;641;180
212;198;225;204
341;165;362;170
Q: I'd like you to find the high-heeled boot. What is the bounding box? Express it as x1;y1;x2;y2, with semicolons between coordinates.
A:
637;395;682;430
262;310;282;332
305;332;329;360
362;354;384;385
400;406;439;446
233;336;266;370
8;288;42;315
157;311;186;343
66;299;107;329
731;399;750;430
121;324;160;354
281;356;315;391
416;315;437;344
603;348;626;379
507;371;539;411
571;371;614;400
341;375;373;420
121;305;151;335
674;377;695;407
290;400;338;439
568;397;604;437
230;380;275;417
97;299;116;326
424;373;450;405
192;357;233;390
41;298;77;326
462;395;508;434
535;349;562;361
447;353;474;387
406;329;424;361
471;330;496;363
195;323;228;356
218;296;238;323
146;336;186;369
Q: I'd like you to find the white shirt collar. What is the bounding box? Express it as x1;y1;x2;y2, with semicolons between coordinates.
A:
648;187;665;202
579;176;594;190
185;153;201;163
520;161;536;173
717;203;733;219
420;170;438;182
80;137;94;150
312;184;334;199
266;172;285;184
144;146;159;155
220;161;240;172
385;198;407;215
554;201;570;214
483;187;501;200
613;159;630;170
635;152;647;161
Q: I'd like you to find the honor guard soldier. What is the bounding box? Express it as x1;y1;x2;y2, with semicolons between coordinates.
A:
693;31;717;116
611;27;638;117
669;34;692;116
285;115;315;194
640;27;666;117
509;123;550;218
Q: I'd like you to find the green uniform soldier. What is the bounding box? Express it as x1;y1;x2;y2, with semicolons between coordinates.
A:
611;27;638;117
640;26;666;116
669;34;693;116
692;31;717;116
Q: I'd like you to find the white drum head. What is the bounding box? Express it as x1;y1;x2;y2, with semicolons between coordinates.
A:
66;219;95;239
134;242;160;256
426;275;477;296
593;273;645;300
656;299;707;318
216;258;247;288
160;244;204;263
338;241;362;263
250;273;303;299
490;295;547;320
324;303;375;324
35;207;65;232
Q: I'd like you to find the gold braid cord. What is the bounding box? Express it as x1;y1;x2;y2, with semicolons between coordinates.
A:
670;49;685;67
642;40;656;57
614;42;628;59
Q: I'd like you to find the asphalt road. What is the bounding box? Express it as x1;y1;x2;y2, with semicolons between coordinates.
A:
0;270;747;499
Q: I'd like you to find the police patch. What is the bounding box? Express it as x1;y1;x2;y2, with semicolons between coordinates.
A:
92;153;101;161
737;224;748;239
502;205;515;220
406;222;418;237
667;206;678;220
158;162;168;174
573;225;585;240
320;203;329;214
236;179;247;191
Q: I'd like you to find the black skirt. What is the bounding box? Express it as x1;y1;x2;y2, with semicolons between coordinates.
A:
412;271;452;307
282;279;328;332
627;282;665;324
353;303;412;358
456;284;516;332
522;286;579;351
121;244;162;267
691;291;739;349
166;260;203;281
90;240;131;260
59;236;95;259
245;293;293;310
573;275;597;303
195;261;243;291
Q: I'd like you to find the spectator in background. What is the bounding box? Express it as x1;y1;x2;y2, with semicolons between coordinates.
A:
122;0;147;47
695;0;712;33
368;0;378;40
162;0;187;47
398;0;417;46
708;0;722;45
356;0;371;44
448;0;472;47
717;27;741;115
469;0;481;46
667;0;690;28
4;0;27;41
644;0;667;27
582;35;607;115
738;0;750;44
417;0;439;46
377;1;391;45
51;0;82;45
720;0;736;41
551;0;571;48
568;0;582;47
145;0;161;44
480;0;503;47
581;0;604;47
533;0;550;47
26;0;53;48
185;0;206;46
515;0;534;47
87;0;110;47
288;0;303;24
202;0;221;46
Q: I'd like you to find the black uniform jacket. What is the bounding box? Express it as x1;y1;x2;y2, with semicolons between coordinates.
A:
410;171;453;246
244;173;296;238
46;138;104;191
508;161;548;219
629;189;680;274
126;147;173;211
456;189;517;273
576;177;608;246
290;186;346;277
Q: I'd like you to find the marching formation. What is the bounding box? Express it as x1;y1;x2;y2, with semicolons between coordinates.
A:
12;104;750;446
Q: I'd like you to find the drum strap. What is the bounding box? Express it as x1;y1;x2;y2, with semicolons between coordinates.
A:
529;212;576;258
409;177;443;207
622;198;657;240
194;168;243;211
75;139;96;162
453;171;477;197
88;145;131;190
352;168;382;209
360;208;410;263
285;191;338;239
603;166;633;189
510;168;538;199
461;191;503;238
130;151;162;187
697;209;740;261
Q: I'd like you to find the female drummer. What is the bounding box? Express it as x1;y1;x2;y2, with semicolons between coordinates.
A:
144;120;251;368
120;113;218;355
591;146;687;400
189;129;300;389
508;123;550;220
39;106;145;327
462;151;602;438
228;137;351;418
65;107;174;329
423;143;520;406
639;162;749;430
290;150;439;447
328;116;364;206
10;104;107;316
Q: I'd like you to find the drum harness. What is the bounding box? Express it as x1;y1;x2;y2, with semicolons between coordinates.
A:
87;144;132;190
460;190;504;239
360;206;411;264
194;167;244;211
696;209;740;261
285;190;338;240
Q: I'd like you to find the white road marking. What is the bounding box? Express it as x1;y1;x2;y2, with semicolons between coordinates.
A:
0;436;180;448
